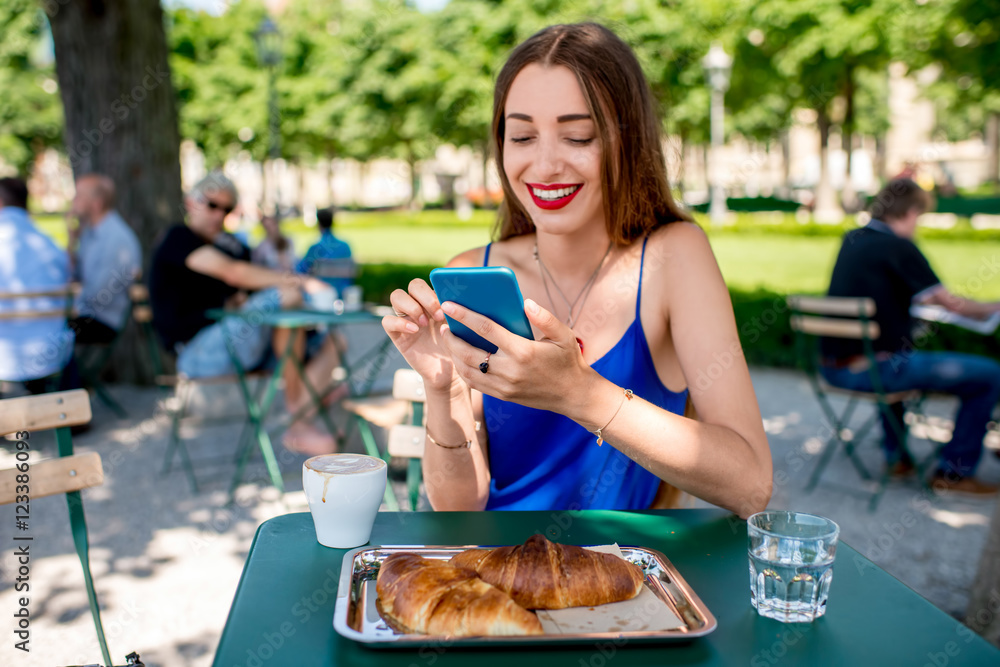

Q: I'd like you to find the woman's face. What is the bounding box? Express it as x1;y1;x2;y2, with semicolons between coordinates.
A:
502;63;604;235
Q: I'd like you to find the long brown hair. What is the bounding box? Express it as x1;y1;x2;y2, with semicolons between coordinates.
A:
491;23;690;244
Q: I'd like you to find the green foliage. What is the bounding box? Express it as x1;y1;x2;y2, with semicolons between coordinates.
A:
356;262;436;305
0;1;63;175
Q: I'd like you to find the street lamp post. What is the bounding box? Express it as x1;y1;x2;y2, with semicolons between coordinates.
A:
255;16;282;214
703;43;732;226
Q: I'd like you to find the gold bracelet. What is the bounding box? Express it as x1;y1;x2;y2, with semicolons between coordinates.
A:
591;388;633;446
426;430;472;449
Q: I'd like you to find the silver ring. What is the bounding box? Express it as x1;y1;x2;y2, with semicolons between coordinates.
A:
393;310;406;317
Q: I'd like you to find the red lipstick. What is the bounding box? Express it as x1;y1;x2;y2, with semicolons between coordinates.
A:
527;183;583;210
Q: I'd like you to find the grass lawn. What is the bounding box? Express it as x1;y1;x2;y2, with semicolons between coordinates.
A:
34;212;1000;299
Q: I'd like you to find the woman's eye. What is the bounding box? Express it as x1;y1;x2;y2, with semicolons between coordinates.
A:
509;136;532;144
568;138;594;145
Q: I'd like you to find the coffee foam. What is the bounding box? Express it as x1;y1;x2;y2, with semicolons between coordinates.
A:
305;454;385;475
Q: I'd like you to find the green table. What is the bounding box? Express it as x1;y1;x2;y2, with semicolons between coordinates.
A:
212;510;1000;666
206;307;391;501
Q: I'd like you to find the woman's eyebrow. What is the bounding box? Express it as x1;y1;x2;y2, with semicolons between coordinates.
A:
505;112;593;123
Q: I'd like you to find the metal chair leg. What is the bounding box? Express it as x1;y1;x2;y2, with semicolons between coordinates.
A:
56;428;112;666
407;458;422;511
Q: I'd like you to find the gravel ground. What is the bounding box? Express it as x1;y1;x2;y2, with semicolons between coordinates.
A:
1;336;997;666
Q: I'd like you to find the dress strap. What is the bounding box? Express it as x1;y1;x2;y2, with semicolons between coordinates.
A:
636;236;648;317
483;243;492;267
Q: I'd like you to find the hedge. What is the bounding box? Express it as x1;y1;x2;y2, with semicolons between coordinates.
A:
358;263;1000;369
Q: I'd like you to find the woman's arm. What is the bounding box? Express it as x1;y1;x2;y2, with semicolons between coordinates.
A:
574;224;772;516
421;380;492;510
382;247;493;510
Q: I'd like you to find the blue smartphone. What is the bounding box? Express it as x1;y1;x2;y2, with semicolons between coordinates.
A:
429;266;534;353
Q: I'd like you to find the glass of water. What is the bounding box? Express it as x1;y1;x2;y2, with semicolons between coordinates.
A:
747;511;840;622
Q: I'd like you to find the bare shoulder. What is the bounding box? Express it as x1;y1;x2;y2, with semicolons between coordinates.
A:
651;221;710;251
450;236;535;272
645;222;717;279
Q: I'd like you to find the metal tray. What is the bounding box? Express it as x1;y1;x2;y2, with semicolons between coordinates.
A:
333;544;717;648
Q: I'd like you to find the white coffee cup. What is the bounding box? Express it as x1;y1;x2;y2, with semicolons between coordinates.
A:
342;285;363;312
302;454;387;548
306;287;339;312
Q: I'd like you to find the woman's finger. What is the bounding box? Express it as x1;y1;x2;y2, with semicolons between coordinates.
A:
388;288;429;326
381;314;419;335
439;324;496;382
440;301;521;354
407;279;446;322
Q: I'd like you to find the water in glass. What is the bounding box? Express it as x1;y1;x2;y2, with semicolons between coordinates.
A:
748;511;839;623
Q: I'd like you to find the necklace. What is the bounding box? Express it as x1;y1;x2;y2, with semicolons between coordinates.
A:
533;241;613;330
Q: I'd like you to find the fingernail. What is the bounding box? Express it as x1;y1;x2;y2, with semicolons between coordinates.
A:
418;314;428;327
525;298;539;314
433;308;445;321
442;302;456;315
406;322;419;333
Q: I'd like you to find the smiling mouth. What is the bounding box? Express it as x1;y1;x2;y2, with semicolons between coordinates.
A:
527;184;583;210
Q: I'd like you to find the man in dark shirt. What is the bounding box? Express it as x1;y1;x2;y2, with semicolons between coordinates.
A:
821;179;1000;496
150;172;344;455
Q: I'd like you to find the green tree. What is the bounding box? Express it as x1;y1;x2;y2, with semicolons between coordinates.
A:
0;2;62;177
905;0;1000;184
169;1;271;166
335;0;444;205
747;0;902;214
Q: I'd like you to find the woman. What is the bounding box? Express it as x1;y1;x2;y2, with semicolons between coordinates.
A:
252;213;297;272
383;23;771;517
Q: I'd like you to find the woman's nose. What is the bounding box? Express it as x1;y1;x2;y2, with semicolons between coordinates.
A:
534;135;562;177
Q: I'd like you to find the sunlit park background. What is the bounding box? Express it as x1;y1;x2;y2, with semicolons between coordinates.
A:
4;0;1000;341
4;1;1000;664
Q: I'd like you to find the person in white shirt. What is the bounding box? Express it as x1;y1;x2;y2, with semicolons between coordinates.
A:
0;177;76;390
67;174;141;343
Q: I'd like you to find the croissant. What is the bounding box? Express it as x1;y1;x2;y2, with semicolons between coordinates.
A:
448;534;645;609
376;553;544;636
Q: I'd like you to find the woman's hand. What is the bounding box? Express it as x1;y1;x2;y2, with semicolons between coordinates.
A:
439;298;596;415
382;279;457;392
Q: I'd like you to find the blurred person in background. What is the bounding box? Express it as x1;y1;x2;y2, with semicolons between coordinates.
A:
0;177;78;394
297;206;355;296
67;173;141;343
821;178;1000;496
252;212;297;273
149;171;344;454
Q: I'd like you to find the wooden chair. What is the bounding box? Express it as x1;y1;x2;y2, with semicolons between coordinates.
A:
342;369;426;510
309;256;358;284
787;295;932;510
0;390;111;666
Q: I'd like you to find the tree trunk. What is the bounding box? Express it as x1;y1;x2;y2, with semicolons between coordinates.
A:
841;65;859;212
875;133;887;184
49;0;182;384
325;156;335;207
814;107;843;223
965;492;1000;648
987;113;1000;186
780;129;791;199
407;148;420;209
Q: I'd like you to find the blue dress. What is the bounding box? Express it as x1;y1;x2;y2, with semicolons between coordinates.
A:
482;238;689;510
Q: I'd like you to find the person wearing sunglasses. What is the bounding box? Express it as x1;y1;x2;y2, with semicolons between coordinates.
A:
149;171;343;454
